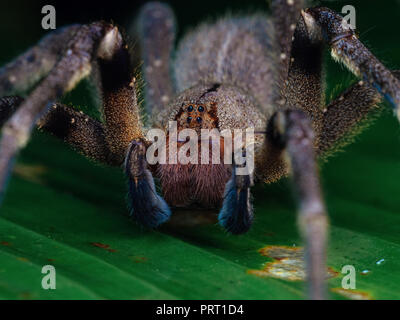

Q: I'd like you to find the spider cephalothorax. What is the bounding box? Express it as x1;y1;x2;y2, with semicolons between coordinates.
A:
0;1;399;299
158;86;229;208
154;83;262;209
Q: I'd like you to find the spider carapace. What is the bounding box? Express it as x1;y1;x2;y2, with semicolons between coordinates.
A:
157;82;264;210
0;1;400;299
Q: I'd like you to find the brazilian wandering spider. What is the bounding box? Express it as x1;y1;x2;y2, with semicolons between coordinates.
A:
0;0;400;299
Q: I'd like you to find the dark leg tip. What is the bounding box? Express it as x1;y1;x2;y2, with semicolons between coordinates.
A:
127;170;171;229
218;179;254;235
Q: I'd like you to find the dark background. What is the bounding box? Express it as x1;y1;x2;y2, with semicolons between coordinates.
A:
1;0;399;95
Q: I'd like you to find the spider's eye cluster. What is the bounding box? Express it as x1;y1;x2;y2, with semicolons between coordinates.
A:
185;104;205;125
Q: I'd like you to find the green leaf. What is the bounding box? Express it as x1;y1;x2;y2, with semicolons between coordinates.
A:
1;109;400;300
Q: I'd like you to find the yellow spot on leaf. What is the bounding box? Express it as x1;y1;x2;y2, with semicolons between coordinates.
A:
248;245;373;300
331;288;373;300
247;245;338;281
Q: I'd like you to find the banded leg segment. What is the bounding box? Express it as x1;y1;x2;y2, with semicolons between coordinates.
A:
268;110;328;300
39;104;113;165
271;0;304;86
318;71;400;154
283;12;325;143
0;25;81;96
97;28;144;165
96;25;172;227
0;21;172;226
0;96;113;165
136;2;176;116
285;5;400;154
0;22;114;201
318;80;381;155
303;7;400;116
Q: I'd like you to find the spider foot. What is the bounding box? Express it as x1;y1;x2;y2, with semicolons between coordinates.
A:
218;167;254;235
127;170;171;229
125;140;171;229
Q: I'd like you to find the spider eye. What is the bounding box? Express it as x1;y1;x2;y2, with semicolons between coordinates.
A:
187;116;192;123
196;117;202;123
198;105;204;112
187;105;194;112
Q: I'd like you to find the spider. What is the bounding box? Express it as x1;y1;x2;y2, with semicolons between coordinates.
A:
0;0;399;300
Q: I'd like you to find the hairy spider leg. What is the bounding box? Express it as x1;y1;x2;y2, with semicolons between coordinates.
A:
0;25;81;96
267;0;400;299
0;97;112;164
0;22;109;202
218;153;254;235
135;2;176;117
304;7;400;119
268;109;328;300
0;22;171;226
